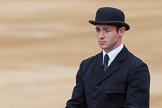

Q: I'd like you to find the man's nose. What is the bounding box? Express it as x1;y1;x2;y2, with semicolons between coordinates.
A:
98;31;105;38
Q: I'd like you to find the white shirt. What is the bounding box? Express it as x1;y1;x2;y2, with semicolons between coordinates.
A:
102;43;124;67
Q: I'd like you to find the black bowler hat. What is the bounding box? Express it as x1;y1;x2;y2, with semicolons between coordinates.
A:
89;7;130;31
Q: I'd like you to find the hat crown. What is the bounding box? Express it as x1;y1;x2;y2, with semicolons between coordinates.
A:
89;7;130;31
95;7;125;22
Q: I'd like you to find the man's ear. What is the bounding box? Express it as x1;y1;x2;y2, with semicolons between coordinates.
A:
119;27;126;32
118;27;125;37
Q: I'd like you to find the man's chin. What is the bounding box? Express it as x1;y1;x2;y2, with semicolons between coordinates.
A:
101;47;108;51
100;46;107;49
99;46;109;51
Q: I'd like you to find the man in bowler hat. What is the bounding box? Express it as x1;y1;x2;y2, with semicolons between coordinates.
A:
65;7;150;108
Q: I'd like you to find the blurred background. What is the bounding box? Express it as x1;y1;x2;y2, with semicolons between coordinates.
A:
0;0;161;108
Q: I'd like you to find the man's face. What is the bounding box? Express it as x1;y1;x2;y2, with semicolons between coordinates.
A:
95;25;125;52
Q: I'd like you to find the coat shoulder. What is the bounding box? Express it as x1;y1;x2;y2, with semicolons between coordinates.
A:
127;51;147;66
81;52;101;66
78;52;102;73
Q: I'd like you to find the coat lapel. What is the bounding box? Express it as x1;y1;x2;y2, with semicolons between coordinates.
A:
97;59;120;84
96;46;129;84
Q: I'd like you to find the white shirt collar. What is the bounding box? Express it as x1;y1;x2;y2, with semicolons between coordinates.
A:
103;43;124;66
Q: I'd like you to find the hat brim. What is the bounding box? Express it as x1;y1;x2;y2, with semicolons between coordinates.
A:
89;20;130;31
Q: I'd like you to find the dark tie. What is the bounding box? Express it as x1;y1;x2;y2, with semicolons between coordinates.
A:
103;54;109;72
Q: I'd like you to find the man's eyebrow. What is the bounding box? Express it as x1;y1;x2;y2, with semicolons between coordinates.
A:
95;27;100;29
103;27;110;30
95;27;111;30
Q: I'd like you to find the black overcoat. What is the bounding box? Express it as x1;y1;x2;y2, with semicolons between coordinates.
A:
66;46;150;108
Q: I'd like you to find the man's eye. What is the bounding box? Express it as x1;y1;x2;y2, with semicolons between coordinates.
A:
96;29;100;32
104;29;110;32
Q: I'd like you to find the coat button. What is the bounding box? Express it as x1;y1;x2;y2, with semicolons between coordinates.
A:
96;85;100;89
92;99;96;104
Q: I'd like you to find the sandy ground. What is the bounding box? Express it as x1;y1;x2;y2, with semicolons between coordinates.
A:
0;0;162;108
